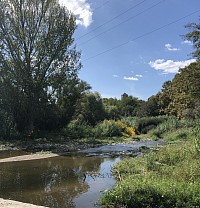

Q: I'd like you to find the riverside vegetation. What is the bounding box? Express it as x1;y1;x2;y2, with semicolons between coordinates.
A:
0;1;200;207
100;117;200;208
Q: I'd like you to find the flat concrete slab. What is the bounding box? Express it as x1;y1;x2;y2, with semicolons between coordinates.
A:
0;153;59;163
0;198;48;208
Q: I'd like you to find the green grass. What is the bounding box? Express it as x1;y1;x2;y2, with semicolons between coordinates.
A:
100;139;200;208
101;175;200;208
148;118;200;141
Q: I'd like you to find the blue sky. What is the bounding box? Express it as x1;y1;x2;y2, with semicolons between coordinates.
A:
60;0;200;100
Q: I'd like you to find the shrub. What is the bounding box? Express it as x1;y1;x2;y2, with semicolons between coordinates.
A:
94;120;136;138
148;117;180;137
95;120;123;137
149;118;200;141
121;117;138;128
133;116;167;134
63;120;94;139
115;120;136;137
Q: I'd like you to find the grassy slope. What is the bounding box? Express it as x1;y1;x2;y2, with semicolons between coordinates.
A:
100;118;200;208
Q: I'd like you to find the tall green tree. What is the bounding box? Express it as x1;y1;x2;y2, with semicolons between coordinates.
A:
157;81;172;115
73;92;106;126
119;96;140;117
0;0;84;132
102;98;120;119
185;18;200;60
156;62;200;119
169;62;200;119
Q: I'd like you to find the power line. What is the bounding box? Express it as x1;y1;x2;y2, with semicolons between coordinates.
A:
69;0;110;24
69;0;111;20
76;0;149;41
77;0;165;47
82;9;200;62
91;0;111;13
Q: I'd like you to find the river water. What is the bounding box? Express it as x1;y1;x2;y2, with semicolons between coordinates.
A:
0;140;166;207
0;154;120;208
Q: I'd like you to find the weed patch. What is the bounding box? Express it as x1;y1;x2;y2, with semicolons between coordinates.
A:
100;140;200;208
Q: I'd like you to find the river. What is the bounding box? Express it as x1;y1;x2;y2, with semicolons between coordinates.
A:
0;153;120;208
0;139;166;208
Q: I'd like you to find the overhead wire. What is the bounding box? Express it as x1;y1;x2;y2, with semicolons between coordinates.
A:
69;0;111;20
76;0;149;41
90;0;111;13
77;0;166;47
82;9;200;62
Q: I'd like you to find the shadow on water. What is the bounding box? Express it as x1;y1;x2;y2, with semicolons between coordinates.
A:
0;155;120;208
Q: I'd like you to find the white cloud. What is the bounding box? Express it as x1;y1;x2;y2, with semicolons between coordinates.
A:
165;43;180;51
182;40;193;45
59;0;93;27
135;74;143;78
113;74;119;78
123;76;138;81
149;59;196;74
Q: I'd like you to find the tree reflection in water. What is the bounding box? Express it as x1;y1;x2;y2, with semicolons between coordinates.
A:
0;156;103;208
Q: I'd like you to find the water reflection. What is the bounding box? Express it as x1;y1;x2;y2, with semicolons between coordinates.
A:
0;155;119;208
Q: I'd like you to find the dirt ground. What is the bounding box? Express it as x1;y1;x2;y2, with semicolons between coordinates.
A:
0;198;48;208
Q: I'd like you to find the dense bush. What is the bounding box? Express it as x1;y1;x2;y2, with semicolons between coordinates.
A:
125;116;167;134
63;119;136;139
63;120;94;139
94;120;123;137
95;120;136;138
149;117;200;140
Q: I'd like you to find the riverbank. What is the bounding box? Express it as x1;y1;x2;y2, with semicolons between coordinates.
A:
0;198;48;208
100;119;200;208
0;138;167;208
0;138;103;153
0;152;119;208
0;152;59;163
0;138;166;161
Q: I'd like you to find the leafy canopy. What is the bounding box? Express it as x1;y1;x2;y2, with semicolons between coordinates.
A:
0;0;86;132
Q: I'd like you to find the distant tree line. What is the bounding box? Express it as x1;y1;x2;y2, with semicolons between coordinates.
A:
0;0;199;138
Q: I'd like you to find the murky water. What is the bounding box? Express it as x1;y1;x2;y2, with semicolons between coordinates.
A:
0;155;120;208
0;140;166;207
